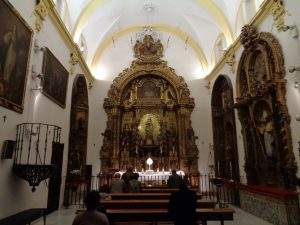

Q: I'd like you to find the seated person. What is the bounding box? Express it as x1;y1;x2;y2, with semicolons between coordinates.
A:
110;173;124;193
167;170;183;189
129;173;141;193
73;191;109;225
168;182;197;225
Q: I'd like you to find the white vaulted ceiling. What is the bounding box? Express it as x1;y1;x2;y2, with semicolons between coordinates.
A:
55;0;261;80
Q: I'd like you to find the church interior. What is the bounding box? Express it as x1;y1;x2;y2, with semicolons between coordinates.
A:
0;0;300;224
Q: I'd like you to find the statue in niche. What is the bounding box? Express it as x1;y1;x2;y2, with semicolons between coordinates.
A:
120;124;132;152
101;121;113;159
130;81;138;102
186;120;198;156
222;89;231;112
257;109;275;158
144;117;155;145
250;53;267;95
163;124;177;154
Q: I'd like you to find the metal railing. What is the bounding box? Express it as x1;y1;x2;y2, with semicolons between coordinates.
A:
62;173;240;207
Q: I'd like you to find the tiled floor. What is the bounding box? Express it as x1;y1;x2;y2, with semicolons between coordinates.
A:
33;206;273;225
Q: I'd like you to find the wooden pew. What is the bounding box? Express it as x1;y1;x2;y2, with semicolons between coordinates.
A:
110;193;202;200
106;208;235;225
102;199;215;209
141;188;198;193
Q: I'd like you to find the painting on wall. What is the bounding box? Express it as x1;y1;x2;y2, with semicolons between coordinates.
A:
42;48;69;108
0;0;33;113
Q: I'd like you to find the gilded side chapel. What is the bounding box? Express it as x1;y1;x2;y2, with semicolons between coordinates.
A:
0;0;299;225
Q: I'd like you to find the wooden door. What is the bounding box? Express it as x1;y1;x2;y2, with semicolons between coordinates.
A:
47;142;64;213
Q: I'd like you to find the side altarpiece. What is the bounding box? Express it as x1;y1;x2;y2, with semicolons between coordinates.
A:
100;35;199;172
236;25;297;188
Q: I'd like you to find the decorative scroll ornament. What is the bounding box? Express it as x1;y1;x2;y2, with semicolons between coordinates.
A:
134;35;163;63
69;52;79;75
236;26;297;188
225;51;236;73
240;25;258;49
271;0;287;32
34;0;48;32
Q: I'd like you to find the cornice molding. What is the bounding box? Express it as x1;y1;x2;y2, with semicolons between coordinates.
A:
206;0;280;81
36;0;94;83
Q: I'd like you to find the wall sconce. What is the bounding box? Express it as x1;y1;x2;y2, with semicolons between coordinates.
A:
282;25;299;38
288;66;300;73
294;82;299;88
33;39;46;53
204;81;211;90
88;82;94;89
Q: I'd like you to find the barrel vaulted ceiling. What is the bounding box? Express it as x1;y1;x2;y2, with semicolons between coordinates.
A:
55;0;264;80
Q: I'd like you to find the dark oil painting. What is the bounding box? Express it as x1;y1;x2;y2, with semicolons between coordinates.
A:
42;48;69;108
0;0;33;113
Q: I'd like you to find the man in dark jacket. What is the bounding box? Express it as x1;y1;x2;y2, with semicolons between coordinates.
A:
168;182;197;225
167;170;183;189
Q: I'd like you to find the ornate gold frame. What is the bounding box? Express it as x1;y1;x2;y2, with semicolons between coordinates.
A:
236;25;297;188
101;35;198;172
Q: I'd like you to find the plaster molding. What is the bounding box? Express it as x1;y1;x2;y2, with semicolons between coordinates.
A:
271;0;287;32
42;0;94;83
72;0;233;45
34;0;48;32
91;24;208;71
206;0;276;81
69;51;80;75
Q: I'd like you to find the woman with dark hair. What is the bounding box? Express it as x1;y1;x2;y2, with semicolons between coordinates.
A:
72;191;109;225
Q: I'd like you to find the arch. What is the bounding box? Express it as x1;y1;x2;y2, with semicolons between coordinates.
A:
236;25;297;188
66;74;89;176
91;24;208;71
211;75;240;182
72;0;234;45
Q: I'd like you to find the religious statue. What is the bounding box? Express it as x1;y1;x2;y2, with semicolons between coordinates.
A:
256;108;275;159
144;117;155;145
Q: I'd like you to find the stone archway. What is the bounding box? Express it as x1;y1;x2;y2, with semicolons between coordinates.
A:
235;25;297;188
211;75;239;180
100;35;199;173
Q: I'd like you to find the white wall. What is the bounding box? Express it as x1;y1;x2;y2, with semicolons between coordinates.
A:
0;0;97;218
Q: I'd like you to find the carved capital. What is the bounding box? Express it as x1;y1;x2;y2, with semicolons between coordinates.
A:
34;0;48;32
69;52;79;75
271;0;287;32
225;51;236;73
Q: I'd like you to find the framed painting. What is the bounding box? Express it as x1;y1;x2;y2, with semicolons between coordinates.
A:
0;0;33;113
42;48;69;108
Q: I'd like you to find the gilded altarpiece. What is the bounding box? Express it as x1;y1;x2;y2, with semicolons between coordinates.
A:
100;35;198;172
236;25;297;188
